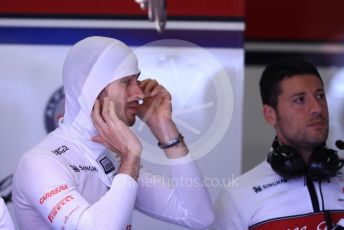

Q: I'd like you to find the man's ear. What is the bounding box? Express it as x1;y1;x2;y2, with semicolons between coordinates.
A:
263;104;277;127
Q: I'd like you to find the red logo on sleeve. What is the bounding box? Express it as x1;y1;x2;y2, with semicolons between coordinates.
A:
48;195;74;223
39;184;68;204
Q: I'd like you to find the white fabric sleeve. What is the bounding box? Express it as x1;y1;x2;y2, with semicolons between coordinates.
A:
211;187;246;230
77;174;138;229
135;155;214;230
14;154;137;230
0;198;15;230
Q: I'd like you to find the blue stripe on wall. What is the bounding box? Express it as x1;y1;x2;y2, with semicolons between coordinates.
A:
0;27;243;48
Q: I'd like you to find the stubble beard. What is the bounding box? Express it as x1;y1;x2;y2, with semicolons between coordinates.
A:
276;114;329;151
126;115;136;127
113;102;136;127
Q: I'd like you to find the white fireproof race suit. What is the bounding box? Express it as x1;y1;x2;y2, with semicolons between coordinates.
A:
12;36;214;230
212;160;344;230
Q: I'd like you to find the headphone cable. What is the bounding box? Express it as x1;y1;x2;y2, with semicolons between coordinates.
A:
319;180;333;229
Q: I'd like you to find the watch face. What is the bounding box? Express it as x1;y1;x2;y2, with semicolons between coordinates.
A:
133;39;234;165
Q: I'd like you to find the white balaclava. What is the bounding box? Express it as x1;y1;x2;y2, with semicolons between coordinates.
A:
59;36;140;184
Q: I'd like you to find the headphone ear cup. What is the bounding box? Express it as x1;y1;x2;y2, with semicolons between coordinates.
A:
308;146;341;181
268;144;306;179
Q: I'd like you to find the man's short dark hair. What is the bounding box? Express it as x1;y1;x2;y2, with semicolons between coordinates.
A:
259;56;323;108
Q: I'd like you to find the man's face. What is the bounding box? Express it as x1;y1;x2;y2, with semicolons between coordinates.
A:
267;74;329;151
98;74;144;126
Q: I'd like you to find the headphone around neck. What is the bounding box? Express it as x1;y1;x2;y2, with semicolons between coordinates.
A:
267;137;343;180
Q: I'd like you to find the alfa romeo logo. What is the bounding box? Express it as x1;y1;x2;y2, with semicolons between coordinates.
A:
44;86;64;133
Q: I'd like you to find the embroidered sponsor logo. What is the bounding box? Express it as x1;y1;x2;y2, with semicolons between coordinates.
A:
252;186;263;193
250;212;342;230
287;226;307;230
69;165;98;173
52;145;69;155
62;206;80;228
339;198;344;202
99;157;115;174
48;195;74;223
79;165;98;172
285;221;331;230
334;172;344;181
316;221;327;230
39;184;68;204
339;186;344;202
334;174;344;200
69;165;80;172
252;178;287;193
